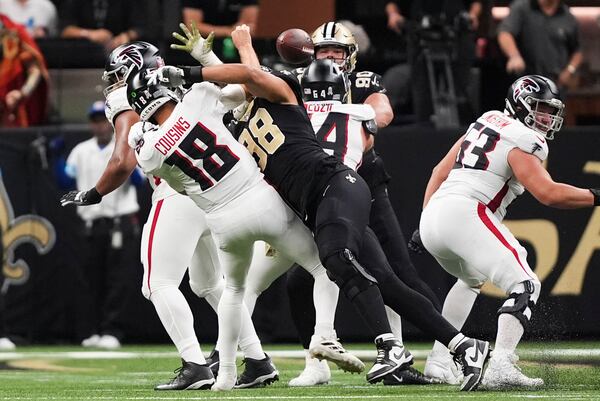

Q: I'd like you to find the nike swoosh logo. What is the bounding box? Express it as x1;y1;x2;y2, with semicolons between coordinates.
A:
468;342;486;365
393;352;404;360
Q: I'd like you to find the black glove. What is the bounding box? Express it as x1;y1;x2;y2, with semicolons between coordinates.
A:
60;187;102;206
407;229;426;254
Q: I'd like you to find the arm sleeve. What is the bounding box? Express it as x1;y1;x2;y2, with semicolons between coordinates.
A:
498;0;525;37
515;131;548;162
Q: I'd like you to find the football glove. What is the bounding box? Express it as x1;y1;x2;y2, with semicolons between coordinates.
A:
60;187;102;206
146;66;185;88
104;86;132;127
407;229;426;254
171;23;223;66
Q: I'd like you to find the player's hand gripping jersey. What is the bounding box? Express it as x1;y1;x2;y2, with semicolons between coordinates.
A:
305;101;375;171
431;110;548;220
133;82;263;212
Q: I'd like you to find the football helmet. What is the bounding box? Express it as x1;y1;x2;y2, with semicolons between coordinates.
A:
301;59;350;103
505;75;564;140
103;41;162;96
311;22;358;72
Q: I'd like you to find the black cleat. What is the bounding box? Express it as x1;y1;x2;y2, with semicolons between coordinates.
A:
383;366;440;385
234;354;279;389
366;337;413;384
154;359;215;390
205;349;219;378
451;338;491;391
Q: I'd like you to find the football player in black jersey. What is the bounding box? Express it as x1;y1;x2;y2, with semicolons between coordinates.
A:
154;25;491;391
286;21;444;386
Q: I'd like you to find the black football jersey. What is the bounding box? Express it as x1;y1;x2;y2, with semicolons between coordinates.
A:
237;70;347;218
291;67;386;104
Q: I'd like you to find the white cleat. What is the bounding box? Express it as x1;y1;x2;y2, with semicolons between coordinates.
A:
309;335;365;373
0;337;16;351
211;372;237;391
81;334;101;348
481;352;544;390
424;350;463;385
288;358;331;387
96;334;121;350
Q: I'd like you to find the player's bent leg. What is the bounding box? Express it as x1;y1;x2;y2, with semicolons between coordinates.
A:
482;279;544;389
425;279;479;384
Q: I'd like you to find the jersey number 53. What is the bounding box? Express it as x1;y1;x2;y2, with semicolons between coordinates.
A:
455;122;500;171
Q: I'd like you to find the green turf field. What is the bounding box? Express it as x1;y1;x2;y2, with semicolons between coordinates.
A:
1;342;599;400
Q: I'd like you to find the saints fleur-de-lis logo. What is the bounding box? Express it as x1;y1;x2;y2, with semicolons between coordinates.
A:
0;176;55;292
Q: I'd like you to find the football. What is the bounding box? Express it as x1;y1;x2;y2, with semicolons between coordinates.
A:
276;28;314;65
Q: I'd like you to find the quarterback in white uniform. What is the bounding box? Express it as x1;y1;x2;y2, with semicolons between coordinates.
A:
416;75;600;389
126;49;342;390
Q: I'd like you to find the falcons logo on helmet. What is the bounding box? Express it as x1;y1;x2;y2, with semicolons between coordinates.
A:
513;77;540;101
112;45;144;69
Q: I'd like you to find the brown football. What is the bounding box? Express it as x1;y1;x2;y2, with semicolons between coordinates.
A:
276;28;314;65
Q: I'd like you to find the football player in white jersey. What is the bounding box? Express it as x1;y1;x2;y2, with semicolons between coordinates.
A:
125;47;346;391
61;41;278;390
414;75;600;389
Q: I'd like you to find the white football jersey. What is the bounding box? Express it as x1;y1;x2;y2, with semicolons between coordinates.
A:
431;110;549;221
134;82;263;212
305;101;375;171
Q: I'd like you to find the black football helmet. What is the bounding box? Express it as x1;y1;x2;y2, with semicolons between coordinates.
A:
505;75;564;139
103;41;162;96
301;58;350;103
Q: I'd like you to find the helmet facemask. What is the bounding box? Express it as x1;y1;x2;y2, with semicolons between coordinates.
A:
312;22;358;72
523;97;564;140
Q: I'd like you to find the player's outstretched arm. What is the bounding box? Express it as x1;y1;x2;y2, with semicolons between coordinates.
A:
508;148;596;209
422;135;466;209
364;92;393;128
231;24;260;68
171;22;223;66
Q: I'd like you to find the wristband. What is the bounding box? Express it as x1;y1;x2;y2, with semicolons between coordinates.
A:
88;187;103;203
181;66;204;84
590;188;600;206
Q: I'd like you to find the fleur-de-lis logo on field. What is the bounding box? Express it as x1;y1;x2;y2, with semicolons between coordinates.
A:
0;176;55;292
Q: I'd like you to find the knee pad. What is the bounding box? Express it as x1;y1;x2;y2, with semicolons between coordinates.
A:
323;249;377;301
497;280;540;329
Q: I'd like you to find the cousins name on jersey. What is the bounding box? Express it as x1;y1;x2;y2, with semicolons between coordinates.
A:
154;116;191;155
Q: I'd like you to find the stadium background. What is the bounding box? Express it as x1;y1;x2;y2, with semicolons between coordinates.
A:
1;0;600;347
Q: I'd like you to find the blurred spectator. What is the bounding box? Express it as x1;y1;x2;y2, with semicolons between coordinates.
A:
0;0;58;37
384;1;481;125
60;0;147;51
0;14;49;127
63;101;142;349
182;0;258;60
498;0;582;89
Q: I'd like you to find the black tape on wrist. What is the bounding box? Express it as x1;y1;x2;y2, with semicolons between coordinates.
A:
590;188;600;206
181;66;204;84
88;187;103;203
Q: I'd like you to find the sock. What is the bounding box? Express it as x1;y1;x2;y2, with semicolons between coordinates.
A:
216;286;245;367
494;314;524;355
447;333;467;353
385;306;403;345
311;268;339;339
432;280;479;354
238;303;266;360
150;287;205;364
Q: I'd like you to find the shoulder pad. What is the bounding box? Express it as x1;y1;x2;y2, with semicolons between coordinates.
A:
514;129;549;161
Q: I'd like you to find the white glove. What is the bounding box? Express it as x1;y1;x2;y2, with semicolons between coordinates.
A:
127;121;155;149
146;66;185;88
171;22;223;66
104;86;132;127
220;84;247;110
232;101;250;121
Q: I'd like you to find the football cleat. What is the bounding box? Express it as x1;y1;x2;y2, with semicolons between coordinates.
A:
288;358;330;387
235;354;279;388
81;334;100;348
424;350;463;385
155;359;215;390
366;337;413;384
383;366;439;385
96;334;121;350
0;337;16;351
205;349;219;377
309;336;365;373
451;338;491;391
480;352;544;389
